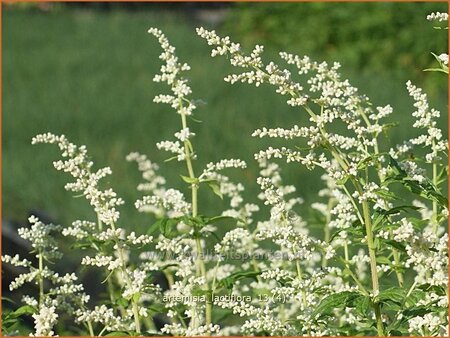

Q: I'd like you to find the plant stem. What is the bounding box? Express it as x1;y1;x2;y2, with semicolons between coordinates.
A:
360;196;384;336
360;108;406;286
321;198;333;268
86;317;95;336
432;157;438;234
180;111;211;331
115;245;141;334
38;251;44;306
392;246;404;287
314;124;385;335
295;260;311;336
295;261;308;309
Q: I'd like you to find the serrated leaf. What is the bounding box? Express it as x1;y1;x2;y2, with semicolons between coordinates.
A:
312;291;360;318
375;189;399;201
417;283;446;296
403;306;435;318
387;157;448;207
382;239;406;253
354;295;370;317
405;289;426;307
378;287;405;304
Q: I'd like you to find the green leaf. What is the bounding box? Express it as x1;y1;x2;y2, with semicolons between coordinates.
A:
417;283;446;296
105;332;131;336
405;289;426;307
354;295;370;317
403;306;437;318
147;303;166;315
132;293;141;303
159;218;179;238
424;67;448;74
1;297;15;305
382;239;406;253
206;181;223;199
206;215;236;224
71;242;92;250
377;287;405;304
312;291;360;318
389;329;407;336
116;297;129;308
387;157;448;207
146;219;162;235
381;205;420;216
9;305;36;318
335;175;350;185
218;270;262;290
180;175;199;184
164;155;178;162
160;263;179;271
149;217;180;238
356;153;387;170
376;256;391;265
185;139;194;153
375;189;399;201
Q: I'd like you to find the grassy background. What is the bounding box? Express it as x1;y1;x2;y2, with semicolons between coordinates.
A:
3;3;448;234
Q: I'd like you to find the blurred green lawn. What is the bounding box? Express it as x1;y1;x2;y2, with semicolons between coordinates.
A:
3;4;448;233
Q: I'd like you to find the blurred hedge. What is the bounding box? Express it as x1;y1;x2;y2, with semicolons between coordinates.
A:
226;2;448;82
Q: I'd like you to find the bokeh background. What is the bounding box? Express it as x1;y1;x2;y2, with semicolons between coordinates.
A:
2;2;448;328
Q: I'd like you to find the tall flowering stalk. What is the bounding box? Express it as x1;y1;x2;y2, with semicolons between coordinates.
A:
148;27;211;330
142;28;248;335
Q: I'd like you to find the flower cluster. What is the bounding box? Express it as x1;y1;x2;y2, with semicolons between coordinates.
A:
32;133;124;226
427;12;448;22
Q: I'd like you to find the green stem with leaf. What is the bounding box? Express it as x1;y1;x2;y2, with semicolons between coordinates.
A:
180;108;211;331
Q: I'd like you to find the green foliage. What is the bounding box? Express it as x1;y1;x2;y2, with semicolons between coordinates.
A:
386;156;448;207
2;303;36;335
228;2;448;80
218;270;262;290
312;291;362;318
